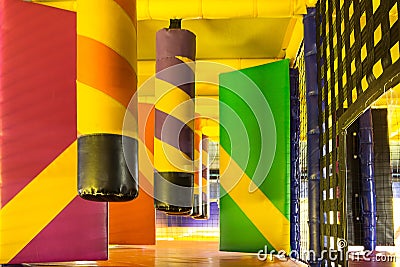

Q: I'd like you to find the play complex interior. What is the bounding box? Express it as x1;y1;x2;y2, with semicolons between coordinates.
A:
0;0;399;266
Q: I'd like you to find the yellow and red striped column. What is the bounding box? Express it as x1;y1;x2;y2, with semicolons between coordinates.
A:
154;23;196;215
76;0;139;201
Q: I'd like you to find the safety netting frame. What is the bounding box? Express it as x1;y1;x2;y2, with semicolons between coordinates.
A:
316;0;400;266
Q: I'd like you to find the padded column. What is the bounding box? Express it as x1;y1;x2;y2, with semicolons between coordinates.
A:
76;0;139;201
304;7;321;267
154;24;196;215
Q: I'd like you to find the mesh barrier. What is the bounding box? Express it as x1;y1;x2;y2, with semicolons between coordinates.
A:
346;109;395;247
290;68;301;257
316;0;399;266
372;85;400;247
295;44;310;262
369;109;394;246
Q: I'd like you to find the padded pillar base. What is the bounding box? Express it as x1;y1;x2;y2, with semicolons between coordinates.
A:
78;134;139;202
154;171;193;215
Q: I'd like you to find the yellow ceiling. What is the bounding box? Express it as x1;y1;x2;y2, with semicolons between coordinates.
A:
138;18;295;60
29;0;311;138
31;0;307;61
30;0;310;19
28;0;399;139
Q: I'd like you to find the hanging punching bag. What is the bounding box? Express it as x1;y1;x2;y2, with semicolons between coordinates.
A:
76;0;139;202
154;20;196;215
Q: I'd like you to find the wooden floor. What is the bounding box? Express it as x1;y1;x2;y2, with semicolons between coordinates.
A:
29;241;307;267
20;241;400;267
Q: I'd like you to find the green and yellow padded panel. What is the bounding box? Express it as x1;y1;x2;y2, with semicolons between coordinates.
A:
219;59;290;253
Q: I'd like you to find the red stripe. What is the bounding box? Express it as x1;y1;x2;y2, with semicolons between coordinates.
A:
10;197;107;264
0;0;77;207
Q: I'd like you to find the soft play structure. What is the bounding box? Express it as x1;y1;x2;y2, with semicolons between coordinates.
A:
219;60;291;253
0;1;399;267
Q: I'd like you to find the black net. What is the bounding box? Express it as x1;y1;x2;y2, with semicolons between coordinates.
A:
383;88;400;247
316;0;399;266
295;44;310;262
346;109;394;247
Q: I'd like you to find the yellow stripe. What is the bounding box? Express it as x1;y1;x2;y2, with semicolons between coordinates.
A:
138;138;154;187
155;78;194;127
154;138;193;173
201;148;209;194
219;147;290;251
201;178;208;194
202;150;208;165
77;81;137;137
33;1;77;12
77;0;137;74
194;187;201;195
0;142;77;263
175;56;195;73
175;56;194;63
195;130;202;171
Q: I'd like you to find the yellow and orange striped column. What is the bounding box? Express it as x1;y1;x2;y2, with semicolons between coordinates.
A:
76;0;139;201
154;22;196;215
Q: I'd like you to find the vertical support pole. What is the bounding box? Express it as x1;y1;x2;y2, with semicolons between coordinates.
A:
359;108;377;251
290;68;301;257
76;0;139;201
154;20;196;215
191;116;202;217
193;133;210;219
304;7;321;267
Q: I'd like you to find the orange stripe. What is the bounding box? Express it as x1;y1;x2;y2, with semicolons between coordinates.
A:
77;35;137;108
195;132;202;154
137;103;154;154
113;0;137;29
201;177;207;193
194;171;200;187
144;105;155;154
